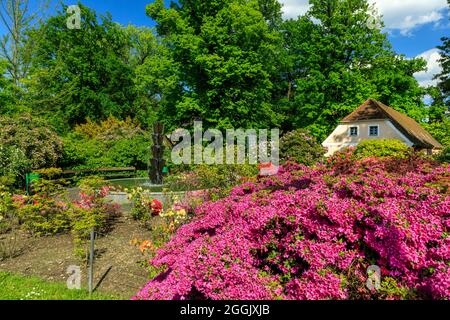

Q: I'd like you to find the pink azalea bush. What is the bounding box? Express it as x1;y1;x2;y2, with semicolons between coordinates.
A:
135;156;449;300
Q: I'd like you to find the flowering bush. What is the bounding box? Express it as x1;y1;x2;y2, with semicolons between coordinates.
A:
13;191;71;236
150;199;163;216
69;181;121;259
131;238;168;279
128;188;210;224
128;187;155;222
135;157;449;300
11;177;120;259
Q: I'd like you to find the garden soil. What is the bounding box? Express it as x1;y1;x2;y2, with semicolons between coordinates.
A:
0;213;152;298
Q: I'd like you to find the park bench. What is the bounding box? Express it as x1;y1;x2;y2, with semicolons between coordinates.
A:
61;167;138;179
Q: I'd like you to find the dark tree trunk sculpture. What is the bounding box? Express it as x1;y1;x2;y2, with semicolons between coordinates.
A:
149;122;165;185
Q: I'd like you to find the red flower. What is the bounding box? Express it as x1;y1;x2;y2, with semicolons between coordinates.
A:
150;199;163;216
258;162;272;169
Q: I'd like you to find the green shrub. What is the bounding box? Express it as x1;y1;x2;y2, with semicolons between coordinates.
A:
280;129;326;165
12;181;71;236
69;177;121;260
0;145;31;188
436;146;450;163
0;185;16;234
11;176;120;260
74;115;144;141
0;114;63;170
424;119;450;147
61;116;150;170
353;139;411;159
165;163;258;194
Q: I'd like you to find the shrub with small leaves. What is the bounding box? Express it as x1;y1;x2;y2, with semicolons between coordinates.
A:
0;114;63;170
280;129;326;165
353;139;411;159
437;145;450;163
69;177;121;259
0;185;15;234
0;145;31;188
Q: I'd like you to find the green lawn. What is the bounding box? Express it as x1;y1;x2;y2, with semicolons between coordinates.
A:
0;272;124;300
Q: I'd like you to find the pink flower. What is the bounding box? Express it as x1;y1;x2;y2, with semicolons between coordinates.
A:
134;158;450;300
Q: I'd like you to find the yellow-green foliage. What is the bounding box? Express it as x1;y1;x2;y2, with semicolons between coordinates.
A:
74;115;143;141
353;139;411;159
62;116;150;170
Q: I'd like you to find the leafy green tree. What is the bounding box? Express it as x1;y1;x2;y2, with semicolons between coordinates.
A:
25;3;137;131
434;1;450;108
282;0;427;140
0;58;14;113
0;0;49;96
424;86;449;147
60;115;150;170
147;0;285;131
127;25;181;128
426;0;450;146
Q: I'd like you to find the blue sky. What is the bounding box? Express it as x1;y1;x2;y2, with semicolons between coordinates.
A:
1;0;449;86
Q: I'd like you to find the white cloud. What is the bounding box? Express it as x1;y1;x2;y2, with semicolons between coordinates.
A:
370;0;448;35
414;48;443;87
279;0;449;35
279;0;309;19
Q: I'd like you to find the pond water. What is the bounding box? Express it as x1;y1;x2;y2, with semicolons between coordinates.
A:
108;178;165;192
106;178;196;206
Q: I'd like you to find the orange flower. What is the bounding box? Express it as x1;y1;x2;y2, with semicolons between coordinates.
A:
139;240;154;254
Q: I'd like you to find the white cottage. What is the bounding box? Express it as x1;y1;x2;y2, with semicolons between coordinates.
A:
322;99;443;156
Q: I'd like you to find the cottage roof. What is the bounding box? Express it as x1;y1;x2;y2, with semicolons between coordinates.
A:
342;99;443;149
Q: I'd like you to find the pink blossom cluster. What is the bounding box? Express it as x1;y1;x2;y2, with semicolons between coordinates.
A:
135;158;449;300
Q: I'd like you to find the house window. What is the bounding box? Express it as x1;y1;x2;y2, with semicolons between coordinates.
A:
349;127;358;137
369;125;379;137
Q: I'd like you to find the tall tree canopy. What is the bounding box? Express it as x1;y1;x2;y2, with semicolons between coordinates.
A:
281;0;427;139
434;1;450;108
128;25;181;128
0;0;48;99
25;4;141;131
0;58;14;113
147;0;285;131
425;0;450;146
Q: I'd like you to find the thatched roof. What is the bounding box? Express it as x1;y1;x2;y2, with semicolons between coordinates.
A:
342;99;443;149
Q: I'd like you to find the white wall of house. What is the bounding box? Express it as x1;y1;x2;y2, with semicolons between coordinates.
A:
322;119;414;156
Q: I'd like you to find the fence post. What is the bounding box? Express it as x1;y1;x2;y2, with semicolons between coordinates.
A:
88;227;95;295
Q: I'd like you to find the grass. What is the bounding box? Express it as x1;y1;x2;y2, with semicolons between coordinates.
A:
0;272;125;300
